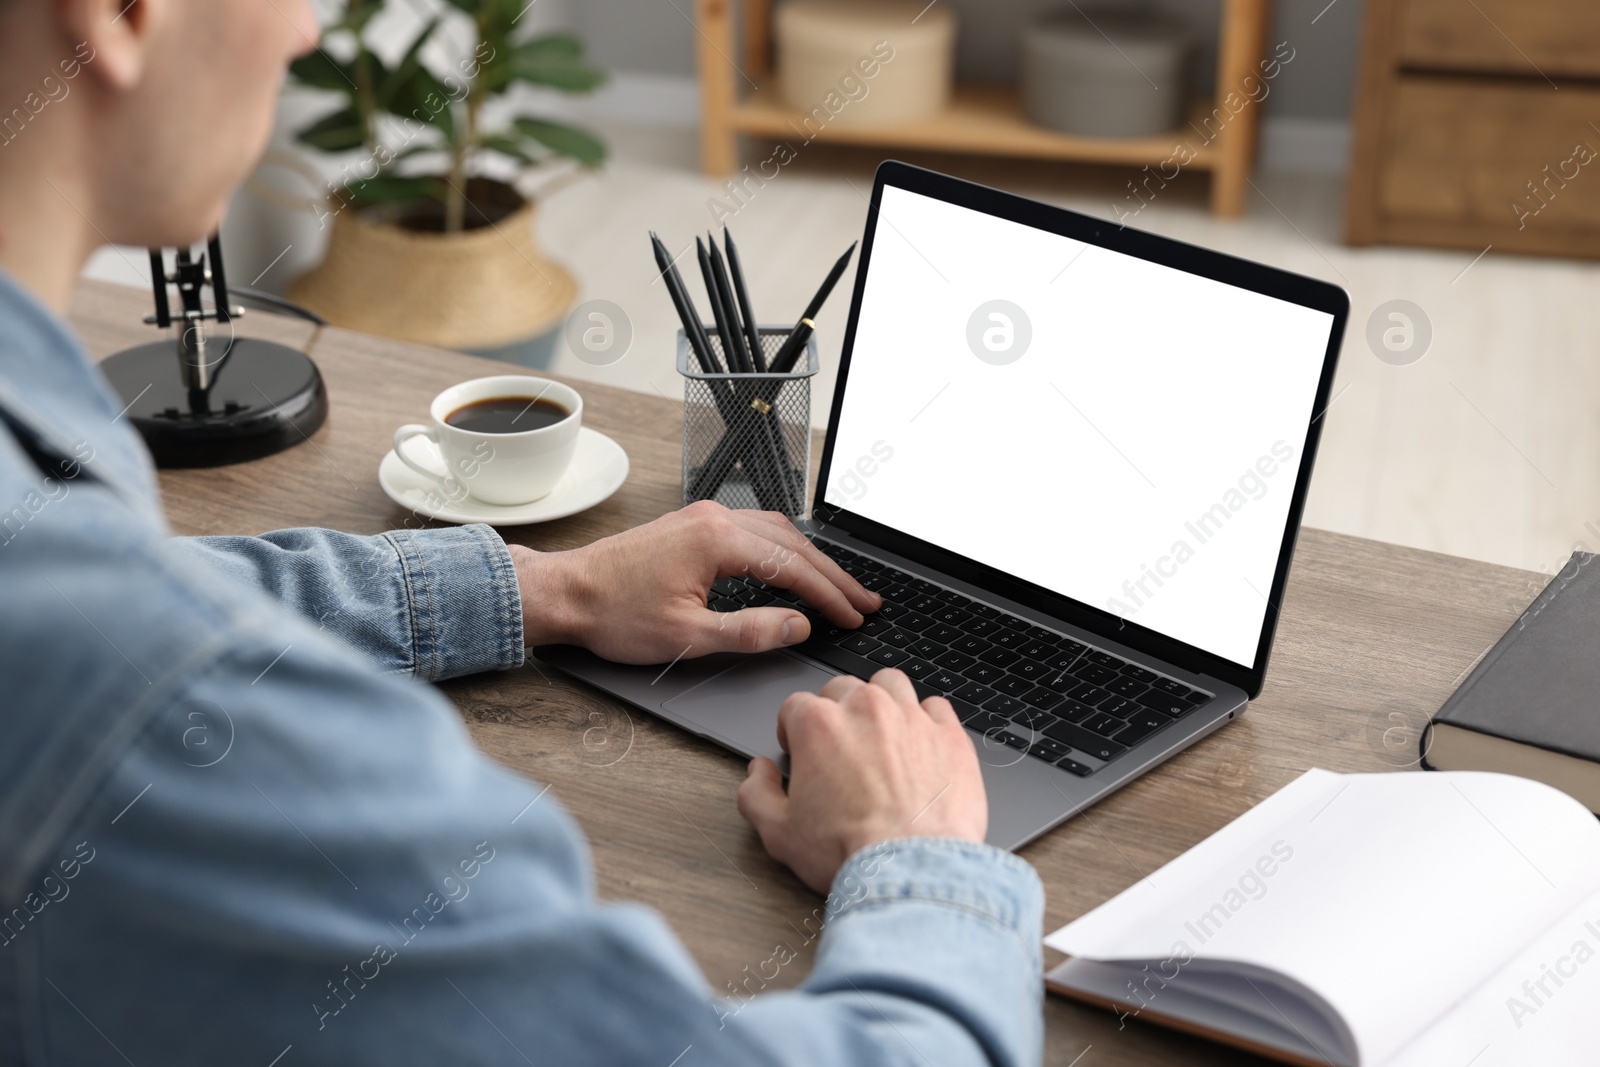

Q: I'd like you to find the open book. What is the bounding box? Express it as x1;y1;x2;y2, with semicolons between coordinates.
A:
1044;769;1600;1066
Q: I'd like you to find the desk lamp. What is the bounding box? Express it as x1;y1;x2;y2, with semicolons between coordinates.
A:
99;234;328;467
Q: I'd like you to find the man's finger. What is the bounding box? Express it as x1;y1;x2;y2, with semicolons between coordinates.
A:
733;511;881;615
820;673;868;703
736;757;788;837
689;605;809;655
868;667;918;708
712;524;863;627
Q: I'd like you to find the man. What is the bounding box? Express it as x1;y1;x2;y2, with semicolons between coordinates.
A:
0;1;1044;1063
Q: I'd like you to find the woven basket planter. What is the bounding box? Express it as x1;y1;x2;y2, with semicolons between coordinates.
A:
288;178;574;353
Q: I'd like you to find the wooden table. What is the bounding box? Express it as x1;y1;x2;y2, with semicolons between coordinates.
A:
72;279;1543;1066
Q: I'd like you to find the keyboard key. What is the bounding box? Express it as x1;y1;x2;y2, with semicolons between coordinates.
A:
801;641;880;682
1085;650;1126;669
858;615;893;635
983;694;1027;718
966;603;998;619
909;637;944;659
1055;639;1087;658
1055;698;1096;722
1069;682;1111;705
1074;663;1118;686
895;611;936;632
900;658;936;680
1025;625;1058;642
1055;756;1094;776
1040;671;1076;693
979;646;1023;668
1105;676;1148;698
996;730;1031;752
858;572;891;591
1047;652;1081;671
841;634;881;656
1113;711;1170;745
954;681;997;705
1135;690;1196;717
1120;664;1157;683
910;578;941;595
990;629;1026;650
948;697;986;723
963;662;1007;686
931;606;973;627
1041;719;1128;762
995;675;1035;698
951;635;991;656
1022;687;1065;710
877;628;915;648
1010;705;1055;731
1011;660;1049;682
1028;736;1072;763
868;646;909;667
882;567;913;584
1082;712;1125;737
1098;695;1140;718
1019;641;1053;660
966;711;1011;735
935;588;969;604
908;595;943;614
964;617;1000;638
925;669;963;692
708;597;739;613
881;584;912;603
1150;677;1197;699
711;577;742;596
934;649;976;672
925;624;962;644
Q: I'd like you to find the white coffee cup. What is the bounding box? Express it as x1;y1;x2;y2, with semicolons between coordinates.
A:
393;375;583;506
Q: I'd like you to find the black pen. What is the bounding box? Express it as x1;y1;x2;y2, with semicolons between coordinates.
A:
706;236;754;374
723;227;766;373
651;233;720;375
769;241;855;374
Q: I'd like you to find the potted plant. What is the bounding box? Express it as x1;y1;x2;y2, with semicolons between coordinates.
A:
284;0;606;365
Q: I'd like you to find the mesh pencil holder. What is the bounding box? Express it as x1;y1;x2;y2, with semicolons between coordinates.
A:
678;326;819;517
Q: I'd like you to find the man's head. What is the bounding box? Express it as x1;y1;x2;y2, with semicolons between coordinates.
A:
0;0;316;258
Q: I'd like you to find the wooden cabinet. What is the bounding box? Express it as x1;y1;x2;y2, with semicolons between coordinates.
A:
1347;0;1600;258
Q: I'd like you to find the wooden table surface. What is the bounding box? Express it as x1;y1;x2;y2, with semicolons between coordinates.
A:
71;278;1544;1066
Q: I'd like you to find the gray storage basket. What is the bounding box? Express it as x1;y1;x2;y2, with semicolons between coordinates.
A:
678;325;819;516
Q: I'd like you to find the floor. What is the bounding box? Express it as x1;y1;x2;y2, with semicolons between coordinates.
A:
82;120;1600;577
527;122;1600;578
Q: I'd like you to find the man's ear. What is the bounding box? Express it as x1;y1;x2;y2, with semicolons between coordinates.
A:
56;0;169;91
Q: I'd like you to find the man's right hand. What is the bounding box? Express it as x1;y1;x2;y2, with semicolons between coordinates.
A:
737;668;988;894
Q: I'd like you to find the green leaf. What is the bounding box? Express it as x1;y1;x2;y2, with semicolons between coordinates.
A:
480;133;538;166
295;106;368;152
511;117;606;164
387;66;457;141
343;174;447;206
506;45;607;93
389;143;443;164
377;16;440;110
517;33;584;62
289;50;356;94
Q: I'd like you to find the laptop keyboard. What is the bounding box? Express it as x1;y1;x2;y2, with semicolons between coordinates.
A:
707;540;1213;777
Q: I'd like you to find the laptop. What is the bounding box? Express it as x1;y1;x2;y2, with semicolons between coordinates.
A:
539;161;1348;850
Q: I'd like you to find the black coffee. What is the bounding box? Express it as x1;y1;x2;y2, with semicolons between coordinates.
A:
446;396;570;434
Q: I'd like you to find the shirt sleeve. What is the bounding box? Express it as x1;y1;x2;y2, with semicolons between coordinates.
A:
172;523;525;681
6;476;1045;1067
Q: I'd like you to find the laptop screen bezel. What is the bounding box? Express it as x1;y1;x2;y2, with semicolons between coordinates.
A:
811;160;1348;699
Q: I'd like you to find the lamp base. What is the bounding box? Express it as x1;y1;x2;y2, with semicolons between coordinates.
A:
100;339;328;468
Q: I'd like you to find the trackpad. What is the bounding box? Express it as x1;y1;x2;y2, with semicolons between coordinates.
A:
661;652;835;765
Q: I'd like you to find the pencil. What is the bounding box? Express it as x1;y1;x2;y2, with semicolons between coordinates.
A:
723;227;767;373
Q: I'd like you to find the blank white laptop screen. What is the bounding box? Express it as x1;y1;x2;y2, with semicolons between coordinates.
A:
824;185;1335;668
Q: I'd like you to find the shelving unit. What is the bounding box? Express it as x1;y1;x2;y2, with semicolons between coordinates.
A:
693;0;1274;217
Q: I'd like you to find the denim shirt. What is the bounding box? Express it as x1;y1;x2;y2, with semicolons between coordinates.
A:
0;270;1045;1066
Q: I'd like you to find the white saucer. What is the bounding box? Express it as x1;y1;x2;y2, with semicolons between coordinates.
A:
378;426;629;526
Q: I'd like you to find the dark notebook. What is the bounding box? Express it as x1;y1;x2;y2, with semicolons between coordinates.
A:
1422;551;1600;812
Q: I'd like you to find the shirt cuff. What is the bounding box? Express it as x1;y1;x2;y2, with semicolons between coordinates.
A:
384;523;525;682
827;836;1045;970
